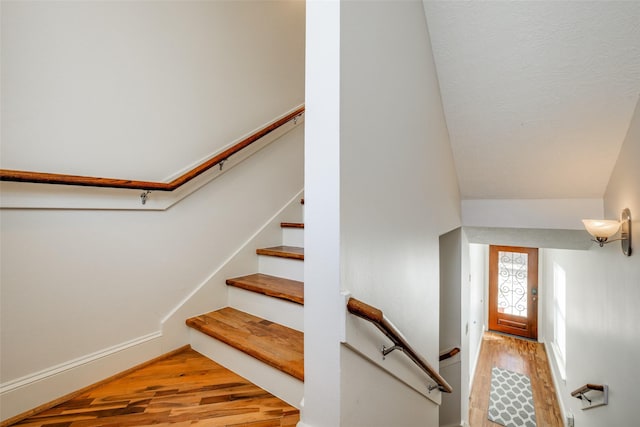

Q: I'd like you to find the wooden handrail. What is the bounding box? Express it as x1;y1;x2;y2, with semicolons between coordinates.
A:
0;106;305;191
346;297;453;393
571;384;605;397
439;347;460;362
571;383;608;409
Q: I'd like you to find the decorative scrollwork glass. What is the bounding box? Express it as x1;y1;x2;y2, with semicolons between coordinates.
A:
497;251;528;317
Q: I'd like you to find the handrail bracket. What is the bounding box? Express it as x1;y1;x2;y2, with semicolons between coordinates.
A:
428;384;445;393
382;344;403;359
140;190;151;205
571;383;608;410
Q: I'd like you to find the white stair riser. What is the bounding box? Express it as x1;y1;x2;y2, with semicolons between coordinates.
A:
282;227;304;247
258;255;304;282
190;328;303;408
228;286;304;332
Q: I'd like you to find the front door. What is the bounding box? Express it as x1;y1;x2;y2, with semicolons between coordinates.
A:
488;245;539;340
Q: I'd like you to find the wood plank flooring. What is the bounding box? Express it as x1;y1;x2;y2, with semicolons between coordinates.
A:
469;331;563;427
9;348;299;427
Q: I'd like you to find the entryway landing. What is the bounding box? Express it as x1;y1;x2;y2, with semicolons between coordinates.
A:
469;331;563;426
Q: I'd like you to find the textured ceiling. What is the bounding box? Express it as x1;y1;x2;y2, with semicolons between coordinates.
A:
424;1;640;199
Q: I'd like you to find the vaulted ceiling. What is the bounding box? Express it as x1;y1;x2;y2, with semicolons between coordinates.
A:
423;1;640;200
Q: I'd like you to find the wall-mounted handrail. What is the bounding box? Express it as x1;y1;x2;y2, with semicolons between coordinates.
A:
346;297;453;393
571;383;608;410
0;106;305;191
571;384;605;396
439;347;460;362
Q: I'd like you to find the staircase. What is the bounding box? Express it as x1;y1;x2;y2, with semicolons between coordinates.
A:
4;202;306;427
186;206;305;410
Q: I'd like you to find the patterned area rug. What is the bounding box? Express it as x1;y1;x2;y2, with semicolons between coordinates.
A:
488;367;537;427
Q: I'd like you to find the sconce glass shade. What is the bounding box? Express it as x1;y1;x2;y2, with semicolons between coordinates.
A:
582;209;632;255
582;219;621;239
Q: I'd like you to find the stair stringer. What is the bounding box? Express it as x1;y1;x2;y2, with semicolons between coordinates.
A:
160;189;304;352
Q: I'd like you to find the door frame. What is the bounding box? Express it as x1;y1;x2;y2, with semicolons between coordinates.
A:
488;245;539;340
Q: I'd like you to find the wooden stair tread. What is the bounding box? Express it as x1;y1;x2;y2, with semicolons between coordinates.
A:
186;308;304;381
256;246;304;260
227;273;304;305
281;222;304;229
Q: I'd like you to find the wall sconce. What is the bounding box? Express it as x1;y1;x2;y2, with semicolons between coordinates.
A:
582;208;632;256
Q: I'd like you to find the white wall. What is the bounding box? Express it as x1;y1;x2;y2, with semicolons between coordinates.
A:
309;0;461;425
302;0;341;426
459;230;471;427
440;229;462;353
1;0;304;180
462;199;603;230
439;228;463;427
467;244;487;398
0;128;305;420
540;98;640;426
0;1;305;420
465;227;592;251
304;1;461;425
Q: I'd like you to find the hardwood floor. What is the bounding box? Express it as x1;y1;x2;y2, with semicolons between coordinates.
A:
469;331;563;427
8;348;299;427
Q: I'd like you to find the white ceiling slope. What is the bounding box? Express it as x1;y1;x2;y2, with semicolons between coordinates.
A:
424;1;640;200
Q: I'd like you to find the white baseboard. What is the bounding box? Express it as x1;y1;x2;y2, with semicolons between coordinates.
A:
543;341;569;426
468;328;484;389
0;331;162;422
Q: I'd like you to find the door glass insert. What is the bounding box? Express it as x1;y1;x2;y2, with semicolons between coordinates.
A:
497;251;528;317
